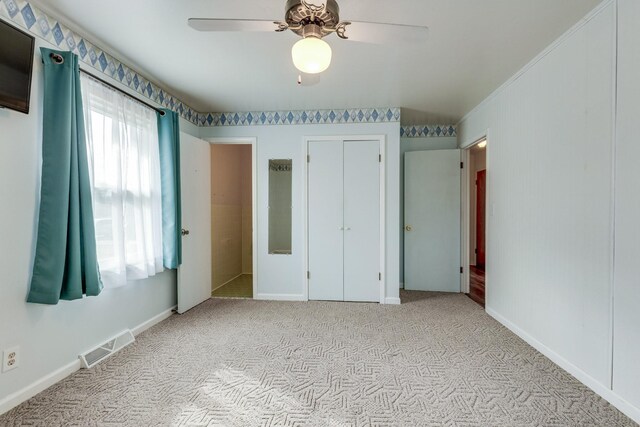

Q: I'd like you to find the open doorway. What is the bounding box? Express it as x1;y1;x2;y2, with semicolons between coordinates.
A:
465;139;487;307
210;144;254;298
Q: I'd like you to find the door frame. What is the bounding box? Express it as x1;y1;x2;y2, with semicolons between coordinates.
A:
303;135;387;304
460;131;490;295
475;169;487;269
207;137;258;299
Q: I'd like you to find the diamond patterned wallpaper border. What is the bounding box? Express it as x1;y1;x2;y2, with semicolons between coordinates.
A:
200;108;401;127
0;0;456;136
401;125;457;138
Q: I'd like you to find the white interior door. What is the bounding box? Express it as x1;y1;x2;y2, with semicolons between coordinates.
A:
308;140;344;301
404;150;461;292
343;140;380;302
178;133;212;313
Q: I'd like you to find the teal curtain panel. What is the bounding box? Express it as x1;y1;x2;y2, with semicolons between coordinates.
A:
27;48;103;305
157;109;182;269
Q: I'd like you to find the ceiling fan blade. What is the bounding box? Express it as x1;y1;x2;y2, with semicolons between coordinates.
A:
188;18;278;32
342;21;429;45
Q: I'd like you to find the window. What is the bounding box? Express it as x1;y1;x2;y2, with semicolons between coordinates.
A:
81;74;163;287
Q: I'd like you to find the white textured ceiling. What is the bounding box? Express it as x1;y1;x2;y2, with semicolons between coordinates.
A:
33;0;601;123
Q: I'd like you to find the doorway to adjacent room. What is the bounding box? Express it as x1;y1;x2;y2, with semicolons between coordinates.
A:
464;138;487;307
210;143;254;298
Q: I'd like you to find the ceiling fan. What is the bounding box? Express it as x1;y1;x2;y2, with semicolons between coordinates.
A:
188;0;429;75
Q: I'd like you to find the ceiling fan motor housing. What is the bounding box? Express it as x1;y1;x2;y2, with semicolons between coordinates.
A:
285;0;341;38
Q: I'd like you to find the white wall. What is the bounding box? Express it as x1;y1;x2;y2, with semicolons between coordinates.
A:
0;38;198;409
458;1;640;422
459;0;615;392
202;123;401;302
399;137;457;284
613;0;640;413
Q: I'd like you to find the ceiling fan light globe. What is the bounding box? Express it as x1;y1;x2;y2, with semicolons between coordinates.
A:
292;37;332;74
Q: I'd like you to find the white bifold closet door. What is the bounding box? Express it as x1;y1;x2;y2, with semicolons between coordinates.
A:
308;140;344;301
343;141;381;302
308;139;380;302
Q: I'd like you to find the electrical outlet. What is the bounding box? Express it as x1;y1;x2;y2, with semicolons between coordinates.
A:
2;346;20;373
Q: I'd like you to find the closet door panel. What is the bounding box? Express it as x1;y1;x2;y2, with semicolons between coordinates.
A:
308;141;344;301
343;140;380;302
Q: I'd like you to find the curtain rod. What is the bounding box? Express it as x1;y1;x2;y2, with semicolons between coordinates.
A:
80;69;166;116
48;52;166;116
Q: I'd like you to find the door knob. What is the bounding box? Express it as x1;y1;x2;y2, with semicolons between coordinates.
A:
405;225;412;232
181;229;190;236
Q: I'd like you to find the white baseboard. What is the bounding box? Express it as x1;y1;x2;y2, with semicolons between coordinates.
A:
487;307;640;425
131;306;176;336
254;293;306;302
254;294;401;304
0;359;81;416
0;305;176;417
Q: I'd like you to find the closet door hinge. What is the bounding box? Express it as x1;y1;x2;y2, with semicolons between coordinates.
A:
307;271;310;279
307;155;310;163
379;154;382;163
460;266;464;274
460;161;464;169
379;272;382;281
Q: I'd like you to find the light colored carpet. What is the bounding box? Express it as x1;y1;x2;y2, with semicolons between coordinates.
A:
0;291;634;426
212;274;253;298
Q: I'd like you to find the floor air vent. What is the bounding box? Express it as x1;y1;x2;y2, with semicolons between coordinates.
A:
79;330;135;369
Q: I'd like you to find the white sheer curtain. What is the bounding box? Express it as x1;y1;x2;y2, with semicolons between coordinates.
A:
81;74;164;287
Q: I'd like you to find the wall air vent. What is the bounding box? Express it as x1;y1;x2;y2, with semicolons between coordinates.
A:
79;330;135;369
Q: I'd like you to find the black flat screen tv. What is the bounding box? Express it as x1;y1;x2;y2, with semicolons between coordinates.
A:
0;20;35;114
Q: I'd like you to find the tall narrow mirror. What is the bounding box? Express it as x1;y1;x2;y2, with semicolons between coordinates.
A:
268;159;292;254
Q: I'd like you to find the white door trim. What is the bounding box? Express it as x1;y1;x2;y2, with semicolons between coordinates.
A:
207;137;258;299
461;148;471;294
303;135;386;304
460;131;490;296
